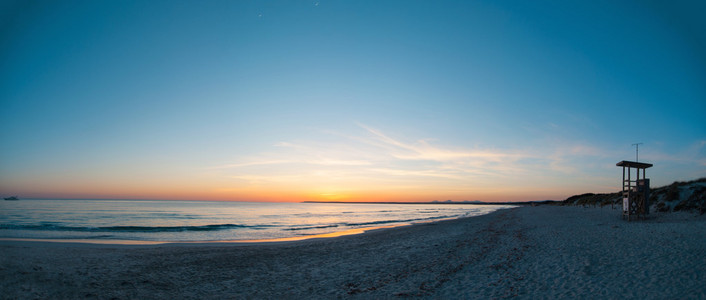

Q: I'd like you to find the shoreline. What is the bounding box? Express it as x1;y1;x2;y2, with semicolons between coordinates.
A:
2;206;704;298
0;200;515;245
0;213;488;247
0;224;406;247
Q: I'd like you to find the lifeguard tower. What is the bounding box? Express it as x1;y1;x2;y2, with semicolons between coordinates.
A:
616;160;653;221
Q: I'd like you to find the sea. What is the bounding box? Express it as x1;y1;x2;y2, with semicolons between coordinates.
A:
0;199;514;243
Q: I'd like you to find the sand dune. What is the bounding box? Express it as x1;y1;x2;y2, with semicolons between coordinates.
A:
2;205;705;299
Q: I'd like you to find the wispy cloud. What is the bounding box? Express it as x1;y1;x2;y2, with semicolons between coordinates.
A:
209;160;295;169
644;140;706;165
367;168;465;180
211;124;536;185
357;123;526;163
208;123;622;199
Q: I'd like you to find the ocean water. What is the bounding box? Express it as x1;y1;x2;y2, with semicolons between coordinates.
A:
0;200;513;242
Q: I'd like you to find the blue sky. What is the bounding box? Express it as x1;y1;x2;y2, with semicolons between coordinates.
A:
1;0;704;201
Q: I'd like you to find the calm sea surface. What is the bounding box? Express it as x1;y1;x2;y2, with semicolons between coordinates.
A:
0;200;514;242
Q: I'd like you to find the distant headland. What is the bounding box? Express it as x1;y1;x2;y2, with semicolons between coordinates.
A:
301;200;559;206
303;177;706;213
561;178;706;214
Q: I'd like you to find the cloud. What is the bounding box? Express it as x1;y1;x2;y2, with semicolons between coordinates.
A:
209;123;624;197
214;124;538;183
209;160;294;169
640;140;706;167
313;159;372;166
356;123;526;163
367;168;465;180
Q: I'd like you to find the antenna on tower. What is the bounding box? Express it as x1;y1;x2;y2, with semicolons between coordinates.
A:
632;143;643;162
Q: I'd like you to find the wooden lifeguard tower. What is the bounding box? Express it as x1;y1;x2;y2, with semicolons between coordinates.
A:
616;160;653;221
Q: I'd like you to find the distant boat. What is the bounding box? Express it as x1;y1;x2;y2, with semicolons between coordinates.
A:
4;196;19;201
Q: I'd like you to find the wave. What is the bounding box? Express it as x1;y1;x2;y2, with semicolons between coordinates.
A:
284;224;340;231
0;215;464;234
344;215;456;227
286;215;460;231
0;223;276;233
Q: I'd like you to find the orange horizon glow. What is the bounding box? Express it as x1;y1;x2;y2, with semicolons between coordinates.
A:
7;185;588;203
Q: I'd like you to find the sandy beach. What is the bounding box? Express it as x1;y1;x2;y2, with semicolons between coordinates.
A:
2;205;705;299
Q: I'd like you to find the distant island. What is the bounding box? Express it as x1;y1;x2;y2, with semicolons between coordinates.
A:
301;200;559;206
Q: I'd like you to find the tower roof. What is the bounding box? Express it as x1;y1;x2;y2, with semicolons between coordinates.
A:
616;160;653;169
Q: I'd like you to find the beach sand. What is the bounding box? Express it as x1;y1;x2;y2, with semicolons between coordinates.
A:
2;205;705;299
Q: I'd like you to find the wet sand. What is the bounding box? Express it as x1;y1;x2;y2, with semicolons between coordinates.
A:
1;205;705;299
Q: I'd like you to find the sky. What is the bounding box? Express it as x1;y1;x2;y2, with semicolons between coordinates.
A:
1;0;705;202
